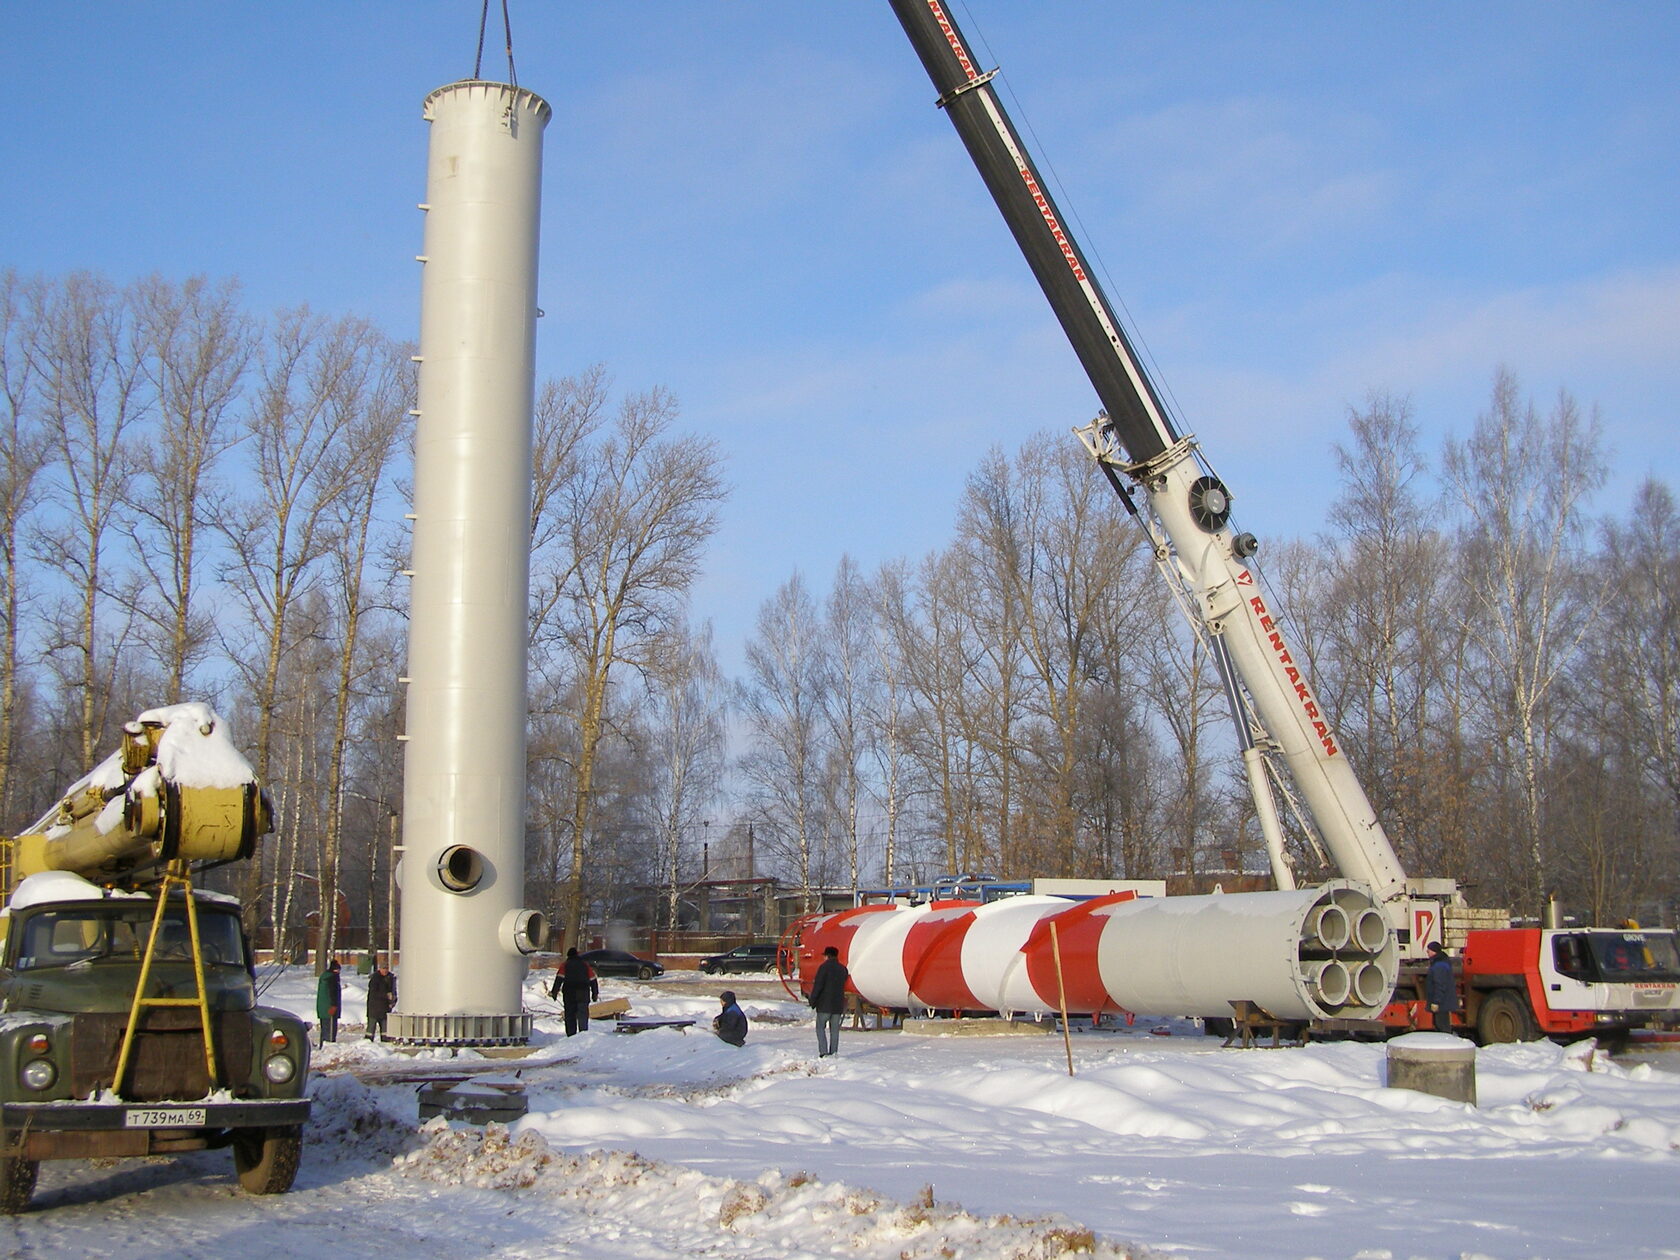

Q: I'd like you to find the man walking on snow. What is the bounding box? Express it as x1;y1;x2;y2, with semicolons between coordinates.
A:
550;947;599;1037
809;945;849;1057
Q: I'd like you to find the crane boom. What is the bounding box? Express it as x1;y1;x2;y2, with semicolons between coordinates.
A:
889;0;1177;465
11;703;270;887
889;0;1411;908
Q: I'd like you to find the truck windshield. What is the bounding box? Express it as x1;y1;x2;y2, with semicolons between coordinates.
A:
13;905;246;972
1588;932;1680;981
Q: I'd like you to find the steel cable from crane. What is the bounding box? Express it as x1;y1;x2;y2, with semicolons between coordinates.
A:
473;0;519;87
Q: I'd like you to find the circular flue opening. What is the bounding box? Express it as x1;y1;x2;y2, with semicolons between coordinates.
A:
505;909;548;954
1309;904;1350;952
1349;908;1387;953
1312;959;1351;1007
436;844;484;892
1352;961;1389;1007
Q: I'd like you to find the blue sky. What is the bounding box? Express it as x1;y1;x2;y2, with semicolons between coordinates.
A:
4;3;1677;673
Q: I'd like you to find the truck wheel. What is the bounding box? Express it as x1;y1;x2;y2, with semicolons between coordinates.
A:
0;1155;37;1214
233;1125;302;1195
1476;989;1537;1045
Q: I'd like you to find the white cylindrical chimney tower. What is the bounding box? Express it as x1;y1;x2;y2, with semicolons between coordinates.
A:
391;79;551;1045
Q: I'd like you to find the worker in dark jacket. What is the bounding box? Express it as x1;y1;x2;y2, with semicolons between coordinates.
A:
365;957;397;1042
808;945;850;1057
549;947;600;1037
1425;940;1459;1033
316;958;342;1045
713;990;748;1046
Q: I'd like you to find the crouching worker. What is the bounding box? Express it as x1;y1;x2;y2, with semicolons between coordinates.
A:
713;990;748;1046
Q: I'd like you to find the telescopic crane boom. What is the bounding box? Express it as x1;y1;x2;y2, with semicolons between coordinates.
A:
889;0;1413;914
13;708;270;887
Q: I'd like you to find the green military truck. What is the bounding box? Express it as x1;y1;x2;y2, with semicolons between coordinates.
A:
0;704;311;1213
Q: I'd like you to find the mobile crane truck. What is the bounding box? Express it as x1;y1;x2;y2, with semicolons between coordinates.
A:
883;0;1680;1045
0;703;310;1213
1386;913;1680;1045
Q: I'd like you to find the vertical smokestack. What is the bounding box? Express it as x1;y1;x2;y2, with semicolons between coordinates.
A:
391;79;551;1045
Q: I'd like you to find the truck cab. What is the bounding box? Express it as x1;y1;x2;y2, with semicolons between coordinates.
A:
0;878;310;1211
1539;928;1680;1021
1435;926;1680;1044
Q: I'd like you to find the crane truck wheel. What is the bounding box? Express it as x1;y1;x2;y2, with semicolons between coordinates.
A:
0;1155;37;1214
233;1125;303;1195
1476;989;1537;1045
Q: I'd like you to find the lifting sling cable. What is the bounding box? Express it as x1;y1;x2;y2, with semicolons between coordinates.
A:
474;0;519;87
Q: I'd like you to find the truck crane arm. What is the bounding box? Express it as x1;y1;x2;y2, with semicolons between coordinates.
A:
12;703;272;889
889;0;1411;910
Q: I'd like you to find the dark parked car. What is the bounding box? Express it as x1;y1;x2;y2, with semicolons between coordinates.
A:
698;943;780;975
578;949;665;980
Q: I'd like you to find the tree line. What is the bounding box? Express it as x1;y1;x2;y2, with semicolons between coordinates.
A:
738;376;1677;929
2;268;1673;958
734;375;1678;930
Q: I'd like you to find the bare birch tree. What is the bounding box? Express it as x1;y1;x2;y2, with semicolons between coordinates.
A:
0;270;49;824
821;555;876;892
953;448;1031;869
1594;480;1680;832
740;572;829;900
545;386;724;946
314;335;411;964
644;620;726;929
1443;368;1606;911
867;560;915;885
1573;479;1680;919
30;272;147;766
523;369;613;909
979;435;1144;873
879;548;989;875
1135;574;1225;879
1320;393;1455;870
129;274;253;701
528;367;609;633
218;309;380;924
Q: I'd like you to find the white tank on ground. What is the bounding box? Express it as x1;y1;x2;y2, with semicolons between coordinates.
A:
798;880;1398;1023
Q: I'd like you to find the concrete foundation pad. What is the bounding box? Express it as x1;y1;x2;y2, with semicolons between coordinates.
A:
417;1079;529;1125
1387;1032;1476;1105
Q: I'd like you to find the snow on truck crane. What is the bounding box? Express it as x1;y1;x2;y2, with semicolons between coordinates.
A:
791;0;1680;1045
0;704;309;1214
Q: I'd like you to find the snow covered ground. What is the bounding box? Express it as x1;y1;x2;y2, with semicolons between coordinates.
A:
3;964;1677;1259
